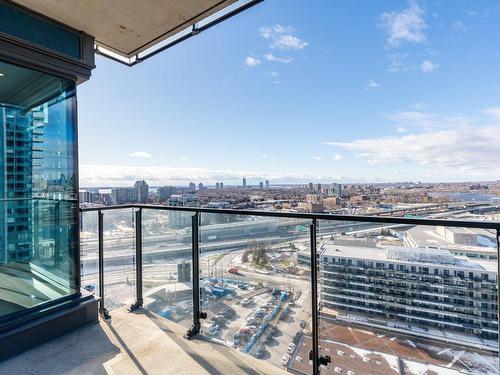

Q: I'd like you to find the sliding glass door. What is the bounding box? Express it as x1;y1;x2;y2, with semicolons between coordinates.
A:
0;59;78;319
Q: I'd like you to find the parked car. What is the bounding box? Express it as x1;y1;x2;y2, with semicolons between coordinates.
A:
254;348;265;359
287;343;296;354
281;354;290;366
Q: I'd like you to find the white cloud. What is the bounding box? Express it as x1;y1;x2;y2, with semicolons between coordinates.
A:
79;164;354;187
420;59;438;72
264;53;294;64
259;24;308;50
482;107;500;122
323;110;500;177
269;71;279;77
259;25;294;39
261;153;276;160
332;154;343;161
386;111;472;131
396;126;407;133
412;102;426;110
388;52;409;72
313;156;322;161
379;1;427;48
272;35;308;50
452;21;467;32
366;80;381;91
129;151;152;158
245;56;261;67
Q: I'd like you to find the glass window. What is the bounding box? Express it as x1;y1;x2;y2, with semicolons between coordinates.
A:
0;59;78;319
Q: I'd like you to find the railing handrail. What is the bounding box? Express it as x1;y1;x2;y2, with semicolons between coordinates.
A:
79;203;500;230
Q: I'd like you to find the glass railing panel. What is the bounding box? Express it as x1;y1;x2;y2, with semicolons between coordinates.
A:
102;208;136;310
199;213;313;372
80;210;99;298
141;208;195;329
317;220;499;375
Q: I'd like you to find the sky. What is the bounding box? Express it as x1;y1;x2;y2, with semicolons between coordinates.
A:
78;0;500;187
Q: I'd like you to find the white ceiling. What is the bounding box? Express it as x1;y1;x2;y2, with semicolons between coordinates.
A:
12;0;238;58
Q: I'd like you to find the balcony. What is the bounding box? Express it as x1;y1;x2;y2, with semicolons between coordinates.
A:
5;204;493;375
1;1;500;374
0;306;283;375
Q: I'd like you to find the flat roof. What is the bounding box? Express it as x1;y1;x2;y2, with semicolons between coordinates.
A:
321;243;498;273
407;226;496;253
12;0;251;60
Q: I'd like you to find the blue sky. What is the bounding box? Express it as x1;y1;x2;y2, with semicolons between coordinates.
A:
78;0;500;187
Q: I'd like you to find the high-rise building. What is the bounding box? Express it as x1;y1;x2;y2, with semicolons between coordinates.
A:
134;180;149;203
329;183;343;197
168;193;198;228
265;180;269;189
259;181;264;189
242;177;247;188
0;106;37;262
220;182;224;189
198;183;204;190
189;182;196;190
308;182;314;190
158;186;176;201
112;187;135;204
215;182;220;189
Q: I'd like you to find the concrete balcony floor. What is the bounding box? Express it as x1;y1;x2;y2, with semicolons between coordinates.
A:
0;307;287;375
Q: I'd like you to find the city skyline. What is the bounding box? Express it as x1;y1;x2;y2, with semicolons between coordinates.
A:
78;0;500;186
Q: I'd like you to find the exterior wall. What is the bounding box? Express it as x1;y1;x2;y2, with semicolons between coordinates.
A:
320;251;498;340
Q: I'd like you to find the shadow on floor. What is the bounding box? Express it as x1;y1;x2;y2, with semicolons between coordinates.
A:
137;308;265;375
0;322;120;375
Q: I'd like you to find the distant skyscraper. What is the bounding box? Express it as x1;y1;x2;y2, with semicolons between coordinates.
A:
198;183;204;190
215;182;220;189
168;193;198;228
134;180;149;203
189;182;196;190
329;183;343;197
308;182;314;190
242;178;247;188
265;180;270;189
220;182;224;189
112;187;134;204
316;183;322;191
259;181;264;189
158;186;175;201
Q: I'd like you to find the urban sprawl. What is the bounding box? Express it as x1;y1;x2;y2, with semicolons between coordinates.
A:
80;179;500;375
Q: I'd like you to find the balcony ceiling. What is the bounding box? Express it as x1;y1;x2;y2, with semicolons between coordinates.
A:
11;0;238;58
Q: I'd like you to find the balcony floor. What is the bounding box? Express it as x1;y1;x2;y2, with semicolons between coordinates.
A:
0;306;287;375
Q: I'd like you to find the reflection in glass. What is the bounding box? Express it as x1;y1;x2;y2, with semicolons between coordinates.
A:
198;213;312;372
0;60;78;319
317;220;499;375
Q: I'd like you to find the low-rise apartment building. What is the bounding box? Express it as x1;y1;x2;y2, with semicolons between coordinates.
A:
320;242;498;342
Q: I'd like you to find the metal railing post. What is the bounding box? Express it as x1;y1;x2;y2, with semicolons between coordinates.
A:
129;208;143;311
98;210;110;319
310;219;320;375
185;212;205;339
309;218;331;374
497;228;499;361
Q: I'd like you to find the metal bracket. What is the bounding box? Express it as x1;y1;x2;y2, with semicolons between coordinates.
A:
128;299;143;312
184;311;207;339
99;307;111;320
184;322;201;340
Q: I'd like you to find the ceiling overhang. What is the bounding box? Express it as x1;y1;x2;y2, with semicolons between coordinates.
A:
11;0;262;65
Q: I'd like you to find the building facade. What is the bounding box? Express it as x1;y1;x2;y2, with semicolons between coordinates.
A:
320;243;498;342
